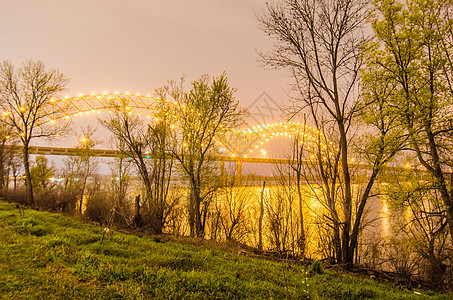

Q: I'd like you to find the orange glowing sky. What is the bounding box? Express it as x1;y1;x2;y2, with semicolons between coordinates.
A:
0;0;289;109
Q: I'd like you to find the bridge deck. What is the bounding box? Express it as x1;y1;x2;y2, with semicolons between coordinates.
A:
11;145;303;164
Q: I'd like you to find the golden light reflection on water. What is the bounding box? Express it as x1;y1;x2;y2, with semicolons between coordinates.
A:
380;196;391;238
231;184;393;255
162;183;395;258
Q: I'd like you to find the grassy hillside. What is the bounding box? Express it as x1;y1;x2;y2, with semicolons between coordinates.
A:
0;201;449;299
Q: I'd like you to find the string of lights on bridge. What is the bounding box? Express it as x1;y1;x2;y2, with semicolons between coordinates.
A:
2;92;338;160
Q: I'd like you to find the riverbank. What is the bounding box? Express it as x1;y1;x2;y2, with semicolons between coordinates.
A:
0;201;450;299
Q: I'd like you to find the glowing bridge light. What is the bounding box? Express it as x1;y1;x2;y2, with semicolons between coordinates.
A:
41;92;336;159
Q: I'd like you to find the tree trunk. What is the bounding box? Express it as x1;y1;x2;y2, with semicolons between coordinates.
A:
0;142;5;191
349;167;380;266
79;171;88;214
22;145;35;207
194;190;203;237
338;121;353;268
258;181;265;250
188;176;204;238
296;173;306;257
132;194;144;228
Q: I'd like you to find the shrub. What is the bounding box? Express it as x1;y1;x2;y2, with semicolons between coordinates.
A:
84;193;114;224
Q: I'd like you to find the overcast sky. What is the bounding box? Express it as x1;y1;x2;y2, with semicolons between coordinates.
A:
0;0;289;109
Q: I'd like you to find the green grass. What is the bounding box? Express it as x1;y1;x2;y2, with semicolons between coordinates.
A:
0;201;450;299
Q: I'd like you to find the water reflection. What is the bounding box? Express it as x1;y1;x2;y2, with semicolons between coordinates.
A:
200;182;396;261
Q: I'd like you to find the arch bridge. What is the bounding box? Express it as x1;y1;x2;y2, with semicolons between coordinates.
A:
40;92;333;159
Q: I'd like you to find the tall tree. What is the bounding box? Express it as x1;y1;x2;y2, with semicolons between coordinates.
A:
161;74;244;237
101;97;175;234
30;155;56;191
258;0;401;267
368;0;453;243
0;60;68;206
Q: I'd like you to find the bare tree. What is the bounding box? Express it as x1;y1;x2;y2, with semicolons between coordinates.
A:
101;97;175;234
0;60;68;206
215;173;252;243
30;155;56;191
258;0;401;268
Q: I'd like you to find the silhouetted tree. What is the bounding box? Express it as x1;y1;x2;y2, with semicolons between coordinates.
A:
258;0;402;268
101;96;175;234
160;73;244;237
30;155;56;191
0;60;68;206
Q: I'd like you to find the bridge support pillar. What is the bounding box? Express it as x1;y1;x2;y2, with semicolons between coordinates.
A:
236;160;242;185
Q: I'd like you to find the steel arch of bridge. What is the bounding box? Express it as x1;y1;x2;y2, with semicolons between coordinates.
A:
45;92;162;120
44;93;331;158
